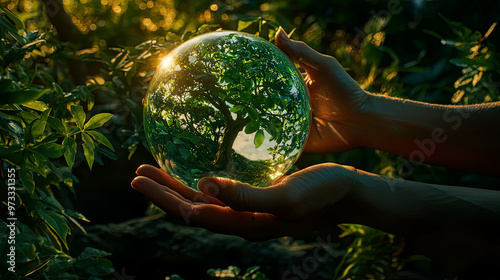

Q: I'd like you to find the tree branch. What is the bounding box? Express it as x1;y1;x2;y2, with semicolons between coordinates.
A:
41;0;80;42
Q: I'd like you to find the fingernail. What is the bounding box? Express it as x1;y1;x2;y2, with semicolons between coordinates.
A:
279;27;290;42
198;178;220;197
135;166;141;175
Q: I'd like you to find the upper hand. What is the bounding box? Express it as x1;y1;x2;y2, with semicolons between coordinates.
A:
275;28;367;153
131;163;357;241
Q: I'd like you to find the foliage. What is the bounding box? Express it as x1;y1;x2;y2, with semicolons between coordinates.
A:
144;31;309;188
166;266;270;280
0;9;114;279
0;0;498;279
334;225;411;280
426;15;499;104
206;266;269;280
165;266;268;280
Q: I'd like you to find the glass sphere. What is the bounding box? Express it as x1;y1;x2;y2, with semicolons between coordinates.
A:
144;31;311;189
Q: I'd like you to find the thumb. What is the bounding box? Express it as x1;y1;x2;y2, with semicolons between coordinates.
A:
198;177;278;213
275;27;331;73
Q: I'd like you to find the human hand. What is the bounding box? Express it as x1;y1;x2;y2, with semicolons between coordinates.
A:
131;163;357;241
275;28;367;153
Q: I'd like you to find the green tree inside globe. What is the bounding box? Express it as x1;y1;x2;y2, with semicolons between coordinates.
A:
143;31;311;189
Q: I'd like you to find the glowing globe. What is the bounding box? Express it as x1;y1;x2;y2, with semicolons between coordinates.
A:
143;31;310;189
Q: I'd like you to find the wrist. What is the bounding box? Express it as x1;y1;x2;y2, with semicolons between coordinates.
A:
324;163;361;224
348;91;381;148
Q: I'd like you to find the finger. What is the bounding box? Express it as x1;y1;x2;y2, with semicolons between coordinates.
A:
198;177;295;219
132;176;318;240
136;164;225;206
131;175;192;212
275;27;349;82
192;204;294;240
192;204;323;241
275;27;329;73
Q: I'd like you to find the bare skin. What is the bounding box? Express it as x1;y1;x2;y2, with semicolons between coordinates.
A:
131;27;500;272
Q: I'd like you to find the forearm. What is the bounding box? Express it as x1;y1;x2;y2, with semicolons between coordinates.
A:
342;169;500;238
354;93;500;175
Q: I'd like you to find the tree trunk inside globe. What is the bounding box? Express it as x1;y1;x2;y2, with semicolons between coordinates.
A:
213;118;250;174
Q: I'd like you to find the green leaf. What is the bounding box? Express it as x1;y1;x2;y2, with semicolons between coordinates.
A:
166;31;181;42
449;57;490;70
77;86;95;111
167;118;173;126
75;248;114;276
22;100;49;111
18;111;38;124
110;49;128;70
86;130;115;151
0;78;17;92
19;169;35;194
166;141;175;153
75;257;114;277
52;82;64;96
70;105;85;130
244;120;259;134
30;150;48;175
71;86;93;110
0;16;26;45
178;131;200;145
173;138;185;145
179;146;190;160
248;106;259;121
166;274;185;280
42;196;65;211
238;17;259;31
126;62;137;85
41;255;74;275
62;211;87;234
0;143;22;156
198;23;220;33
19;256;53;278
51;272;79;280
29;108;50;140
37;209;70;249
84;113;113;130
0;115;23;139
254;129;265;148
2;8;25;30
17;242;36;263
82;133;95;170
0;87;50;105
63;137;77;169
79;247;112;259
66;209;90;222
35;143;64;158
245;266;261;274
47;116;67;133
229;105;245;113
127;144;138;160
271;116;282;127
422;29;443;40
47;160;65;181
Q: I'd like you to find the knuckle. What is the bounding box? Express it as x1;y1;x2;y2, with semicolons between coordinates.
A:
218;179;252;211
231;186;249;211
320;55;339;69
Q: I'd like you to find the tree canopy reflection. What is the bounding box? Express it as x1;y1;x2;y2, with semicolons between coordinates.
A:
144;31;310;188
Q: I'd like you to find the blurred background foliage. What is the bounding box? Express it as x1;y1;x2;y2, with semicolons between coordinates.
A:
1;0;499;279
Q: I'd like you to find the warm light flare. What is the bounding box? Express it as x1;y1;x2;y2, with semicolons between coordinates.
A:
159;55;174;69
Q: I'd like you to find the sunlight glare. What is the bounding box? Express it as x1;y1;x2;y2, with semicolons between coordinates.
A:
159;55;174;69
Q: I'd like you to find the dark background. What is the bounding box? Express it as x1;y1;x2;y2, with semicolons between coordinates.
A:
3;0;499;279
